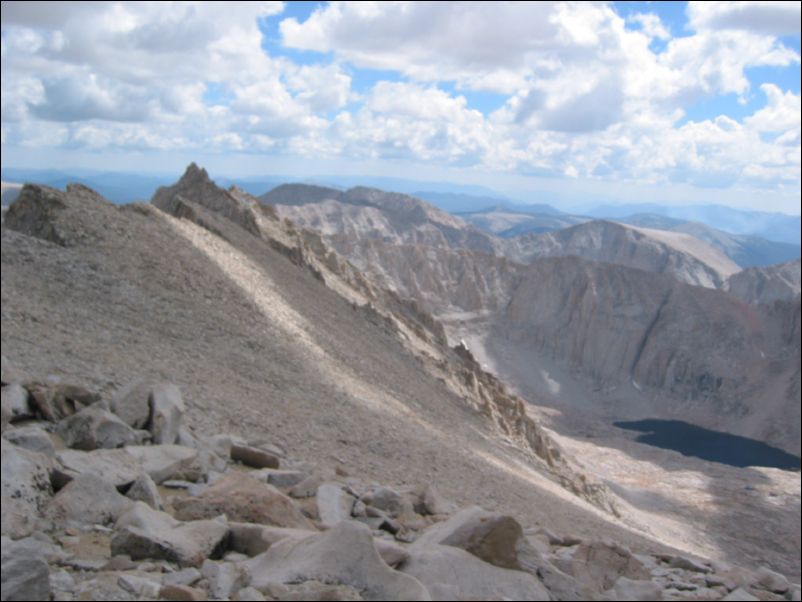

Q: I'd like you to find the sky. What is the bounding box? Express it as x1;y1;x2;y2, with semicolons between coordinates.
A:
1;1;800;213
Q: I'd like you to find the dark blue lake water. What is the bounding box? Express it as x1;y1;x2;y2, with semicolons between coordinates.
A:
614;419;801;470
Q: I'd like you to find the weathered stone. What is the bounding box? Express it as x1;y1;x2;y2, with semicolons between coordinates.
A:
111;502;229;567
204;433;247;458
260;469;307;488
666;554;712;574
289;473;325;498
246;439;287;458
123;444;206;484
126;471;164;510
366;486;403;517
49;569;76;594
8;534;69;565
1;535;51;602
71;572;138;601
160;583;209;601
352;499;367;517
176;425;201;449
103;555;138;571
57;405;141;450
272;582;364;601
117;574;162;598
227;522;313;557
416;484;456;516
111;380;155;429
233;586;265;601
517;537;583;600
230;443;280;469
163;567;202;587
722;587;760;601
570;540;650;594
705;572;739;590
201;559;248;599
1;439;52;538
317;482;356;527
246;521;430;600
525;526;583;547
753;566;790;593
174;471;313;529
412;505;524;570
46;472;133;526
54;448;141;489
401;543;548;601
150;383;185;445
375;539;410;568
355;515;400;534
612;576;663;601
27;383;101;422
2;383;32;422
2;425;56;457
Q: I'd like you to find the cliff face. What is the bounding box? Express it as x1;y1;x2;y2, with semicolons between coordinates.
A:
275;187;502;255
505;220;740;289
265;187;800;454
725;259;801;305
496;256;800;453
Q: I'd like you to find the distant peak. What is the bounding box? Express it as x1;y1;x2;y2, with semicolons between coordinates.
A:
180;162;210;183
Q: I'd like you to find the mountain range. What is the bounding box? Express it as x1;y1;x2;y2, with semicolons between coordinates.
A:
2;165;800;594
266;182;801;458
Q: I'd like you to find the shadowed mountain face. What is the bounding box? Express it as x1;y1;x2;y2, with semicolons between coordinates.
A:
265;185;801;455
504;220;740;289
497;256;801;454
725;259;802;305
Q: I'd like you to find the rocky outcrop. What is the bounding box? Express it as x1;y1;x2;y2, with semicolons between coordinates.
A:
111;502;229;567
412;505;525;570
1;439;52;538
152;163;261;237
0;365;797;601
1;535;51;601
401;544;550;601
45;473;133;527
173;471;314;529
245;521;431;601
56;405;142;450
3;183;114;247
725;259;801;305
506;220;740;288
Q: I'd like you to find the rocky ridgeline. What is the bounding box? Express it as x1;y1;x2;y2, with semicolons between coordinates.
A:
143;165;620;512
2;359;799;602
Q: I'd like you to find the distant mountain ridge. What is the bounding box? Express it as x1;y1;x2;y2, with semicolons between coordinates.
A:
458;206;800;269
586;202;801;246
504;220;740;289
263;181;801;455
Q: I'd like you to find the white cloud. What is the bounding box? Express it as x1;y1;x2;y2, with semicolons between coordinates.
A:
0;0;799;206
745;84;801;133
628;13;671;40
285;64;353;113
688;1;801;36
280;1;563;94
